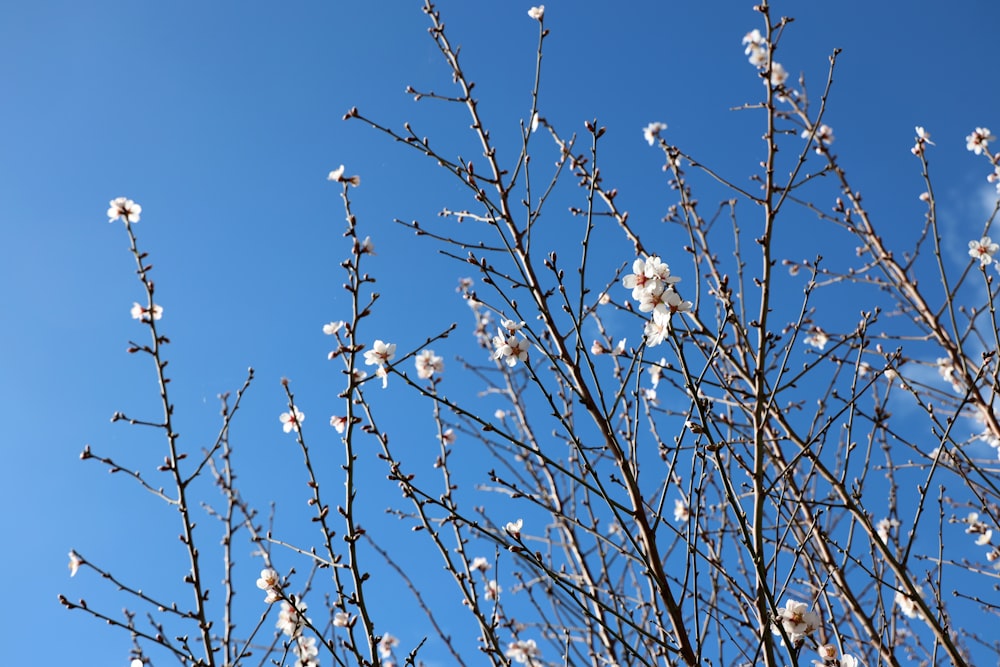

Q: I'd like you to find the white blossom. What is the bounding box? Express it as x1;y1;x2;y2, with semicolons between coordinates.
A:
378;633;399;658
527;5;544;21
323;320;345;335
673;499;690;522
966;127;995;155
108;197;142;223
470;556;491;572
894;585;925;620
415;349;444;379
804;327;829;351
330;415;348;433
492;330;530;367
280;408;305;433
773;599;820;645
505;518;523;538
68;551;81;577
506;639;541;664
333;611;353;627
364;340;396;367
968;236;998;266
130;302;163;321
875;517;899;544
327;164;360;186
484;579;502;600
277;600;309;637
643;122;668;146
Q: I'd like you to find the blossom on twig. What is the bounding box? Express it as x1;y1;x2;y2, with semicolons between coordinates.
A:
108;197;142;223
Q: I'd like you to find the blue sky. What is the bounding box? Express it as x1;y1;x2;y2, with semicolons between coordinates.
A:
3;1;1000;665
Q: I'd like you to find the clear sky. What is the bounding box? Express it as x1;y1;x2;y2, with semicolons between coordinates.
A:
3;1;1000;665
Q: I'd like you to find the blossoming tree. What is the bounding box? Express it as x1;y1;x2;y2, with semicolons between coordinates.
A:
64;3;1000;667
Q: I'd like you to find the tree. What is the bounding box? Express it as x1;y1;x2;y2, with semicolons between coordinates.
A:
62;3;1000;666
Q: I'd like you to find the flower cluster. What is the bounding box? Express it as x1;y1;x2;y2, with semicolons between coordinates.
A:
130;302;163;322
622;256;690;348
108;197;142;223
772;598;820;645
505;639;541;664
742;29;789;94
492;320;530;367
280;407;305;433
276;600;319;667
968;236;998;267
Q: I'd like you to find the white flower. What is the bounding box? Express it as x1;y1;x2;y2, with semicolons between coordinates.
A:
108;197;142;223
130;302;163;321
742;29;764;53
327;164;360;186
492;330;530;367
280;408;305;433
323;320;345;335
470;556;491;572
911;126;935;156
936;357;963;392
529;112;540;133
494;409;506;420
527;5;544;20
673;499;690;522
773;599;820;645
840;655;861;667
643;310;671;348
130;660;143;667
894;586;925;620
801;124;834;153
747;45;767;68
485;579;502;600
440;428;456;445
976;529;993;546
660;288;692;316
68;551;81;577
816;644;837;661
364;340;396;367
643;122;668;146
804;327;829;351
875;517;899;544
506;639;541;664
293;635;319;667
256;568;279;592
769;62;788;87
333;611;353;627
505;518;523;538
277;600;309;637
415;349;444;379
330;415;348;433
358;235;375;254
968;236;999;265
966;127;995;155
648;359;666;387
378;633;399;658
501;318;526;332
